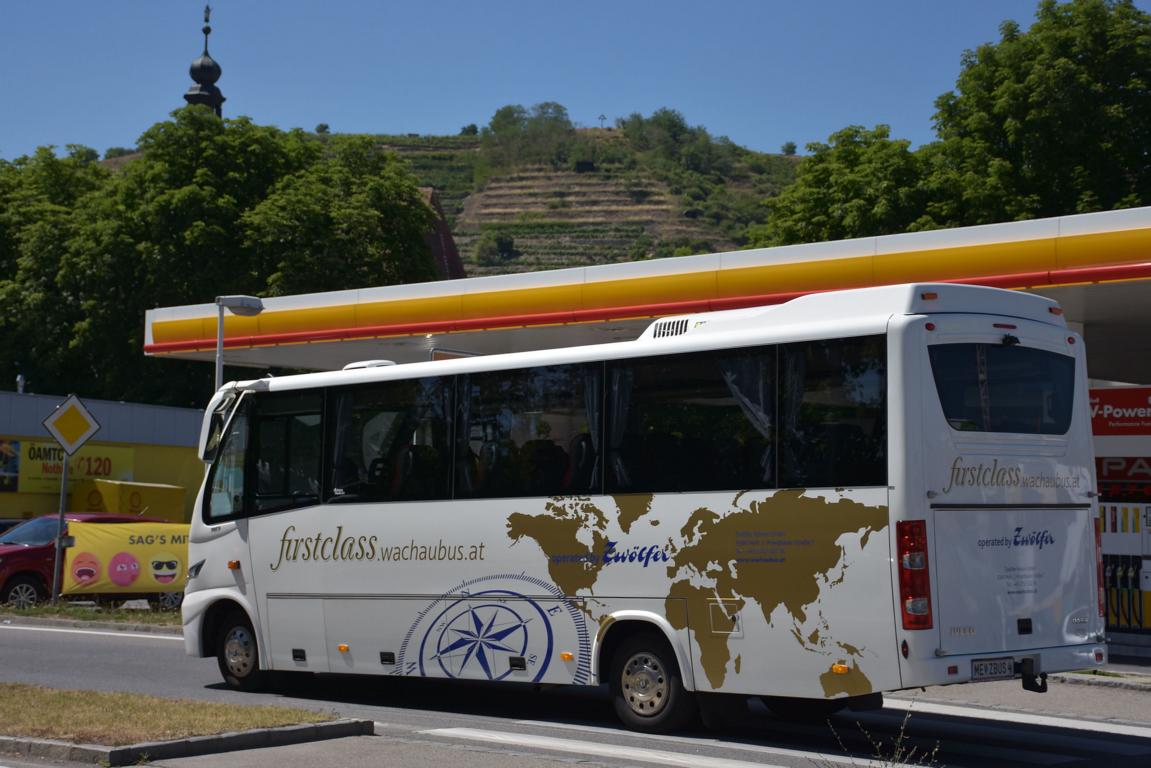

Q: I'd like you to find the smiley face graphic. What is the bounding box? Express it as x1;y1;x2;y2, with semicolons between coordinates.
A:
108;552;140;587
149;551;180;585
71;552;101;585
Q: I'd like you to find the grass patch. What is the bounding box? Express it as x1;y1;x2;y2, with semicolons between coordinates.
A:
1068;668;1125;678
1;603;181;626
0;683;335;746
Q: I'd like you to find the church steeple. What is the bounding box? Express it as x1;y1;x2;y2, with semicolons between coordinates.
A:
183;5;226;117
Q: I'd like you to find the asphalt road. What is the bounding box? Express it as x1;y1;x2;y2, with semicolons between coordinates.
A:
2;621;1150;768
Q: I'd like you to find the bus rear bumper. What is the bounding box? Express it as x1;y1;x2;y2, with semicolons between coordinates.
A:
902;643;1107;690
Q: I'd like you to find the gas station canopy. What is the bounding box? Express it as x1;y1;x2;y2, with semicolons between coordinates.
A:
144;206;1151;384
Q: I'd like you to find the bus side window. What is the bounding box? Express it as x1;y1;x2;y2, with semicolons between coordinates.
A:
328;377;451;503
778;336;886;488
605;347;776;494
251;392;324;513
204;400;250;521
456;364;600;499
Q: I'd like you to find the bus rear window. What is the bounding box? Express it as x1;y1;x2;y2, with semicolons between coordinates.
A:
928;343;1075;434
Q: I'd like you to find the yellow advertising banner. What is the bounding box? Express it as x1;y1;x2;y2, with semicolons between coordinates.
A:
73;479;187;522
62;522;189;595
13;440;135;495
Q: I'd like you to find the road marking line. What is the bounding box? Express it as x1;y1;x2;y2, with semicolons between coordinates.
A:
514;718;886;766
0;624;183;642
423;728;788;768
885;698;1151;739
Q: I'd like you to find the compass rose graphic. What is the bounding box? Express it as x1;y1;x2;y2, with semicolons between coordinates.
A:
430;601;534;679
400;574;590;685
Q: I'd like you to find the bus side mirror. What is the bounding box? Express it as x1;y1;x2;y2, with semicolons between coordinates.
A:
200;389;238;462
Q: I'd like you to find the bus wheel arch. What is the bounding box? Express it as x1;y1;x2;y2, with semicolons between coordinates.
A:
596;617;698;732
199;598;247;657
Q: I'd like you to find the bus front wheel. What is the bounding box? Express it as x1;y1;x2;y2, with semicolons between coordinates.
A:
216;610;267;692
610;632;696;733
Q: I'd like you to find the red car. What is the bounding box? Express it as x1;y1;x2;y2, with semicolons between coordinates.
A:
0;513;159;608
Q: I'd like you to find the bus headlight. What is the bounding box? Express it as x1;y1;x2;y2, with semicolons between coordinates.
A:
186;559;205;580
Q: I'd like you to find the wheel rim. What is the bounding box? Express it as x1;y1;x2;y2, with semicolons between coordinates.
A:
223;625;256;679
158;592;183;611
621;650;669;717
7;583;40;609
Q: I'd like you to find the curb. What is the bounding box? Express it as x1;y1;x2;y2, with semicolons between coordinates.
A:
1051;671;1151;691
0;613;182;635
0;719;375;767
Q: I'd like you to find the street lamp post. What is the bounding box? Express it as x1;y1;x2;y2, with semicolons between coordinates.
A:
214;294;264;392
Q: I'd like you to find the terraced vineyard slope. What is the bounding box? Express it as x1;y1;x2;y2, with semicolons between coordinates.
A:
454;167;738;275
372;124;799;277
373;134;482;225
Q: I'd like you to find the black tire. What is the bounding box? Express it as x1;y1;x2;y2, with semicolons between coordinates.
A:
698;692;751;731
216;610;267;691
1;575;48;609
609;632;697;733
760;695;846;721
155;591;184;612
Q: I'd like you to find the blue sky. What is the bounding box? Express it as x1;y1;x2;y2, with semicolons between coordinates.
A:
3;1;1147;160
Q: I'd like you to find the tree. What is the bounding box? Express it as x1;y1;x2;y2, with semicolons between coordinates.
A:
751;0;1151;244
523;102;574;164
0;146;112;398
618;108;692;160
481;104;528;166
781;141;797;156
481;103;574;167
50;108;319;402
927;0;1151;223
315;123;331;135
244;136;437;296
459;123;478;136
103;146;137;159
747;126;926;246
0;107;440;405
473;232;519;267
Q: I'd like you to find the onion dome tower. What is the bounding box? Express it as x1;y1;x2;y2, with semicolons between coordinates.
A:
184;5;225;117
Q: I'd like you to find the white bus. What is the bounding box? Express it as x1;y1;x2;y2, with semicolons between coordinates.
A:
183;282;1106;732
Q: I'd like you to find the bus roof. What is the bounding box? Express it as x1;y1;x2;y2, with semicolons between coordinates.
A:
225;282;1063;394
638;282;1064;342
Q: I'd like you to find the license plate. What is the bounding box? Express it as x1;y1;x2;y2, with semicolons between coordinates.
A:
972;657;1014;682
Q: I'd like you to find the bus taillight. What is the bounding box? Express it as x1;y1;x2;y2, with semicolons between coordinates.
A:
898;520;933;630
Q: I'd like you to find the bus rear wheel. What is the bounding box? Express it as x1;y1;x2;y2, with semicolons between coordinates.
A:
610;632;696;733
216;610;267;691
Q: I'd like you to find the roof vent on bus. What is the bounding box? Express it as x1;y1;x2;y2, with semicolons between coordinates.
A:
652;318;690;339
342;360;397;370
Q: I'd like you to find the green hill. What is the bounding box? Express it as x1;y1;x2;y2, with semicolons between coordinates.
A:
370;112;799;276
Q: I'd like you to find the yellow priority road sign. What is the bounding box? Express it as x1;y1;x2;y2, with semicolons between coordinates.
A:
43;394;101;455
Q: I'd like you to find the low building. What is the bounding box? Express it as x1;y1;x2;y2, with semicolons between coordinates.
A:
0;392;203;523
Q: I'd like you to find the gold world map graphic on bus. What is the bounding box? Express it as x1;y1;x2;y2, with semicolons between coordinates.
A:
506;490;888;694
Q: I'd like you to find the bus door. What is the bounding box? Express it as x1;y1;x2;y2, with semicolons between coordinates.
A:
242;390;330;673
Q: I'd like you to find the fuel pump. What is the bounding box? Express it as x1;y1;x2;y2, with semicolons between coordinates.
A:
1105;557;1117;628
1142;558;1151;631
1119;555;1134;629
1133;559;1144;629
